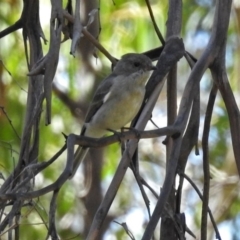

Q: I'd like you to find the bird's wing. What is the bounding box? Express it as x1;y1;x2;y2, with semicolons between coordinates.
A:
81;74;116;135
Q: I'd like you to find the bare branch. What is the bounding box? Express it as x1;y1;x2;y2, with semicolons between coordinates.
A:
201;84;218;240
62;10;117;65
142;1;233;239
28;0;63;125
161;1;183;238
176;87;200;212
70;0;82;56
47;190;59;239
145;0;165;44
0;20;22;38
113;221;136;240
181;173;222;240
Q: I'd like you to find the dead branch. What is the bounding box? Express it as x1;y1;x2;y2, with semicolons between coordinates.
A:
142;1;233;239
70;0;82;56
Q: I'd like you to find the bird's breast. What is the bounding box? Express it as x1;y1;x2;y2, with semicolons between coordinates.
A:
87;86;145;135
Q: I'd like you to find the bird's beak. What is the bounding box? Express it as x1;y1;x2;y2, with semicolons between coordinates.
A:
149;65;157;71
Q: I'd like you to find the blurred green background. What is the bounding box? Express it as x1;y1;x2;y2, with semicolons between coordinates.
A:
0;0;240;239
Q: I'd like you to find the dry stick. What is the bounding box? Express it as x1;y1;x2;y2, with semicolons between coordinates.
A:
164;0;182;239
28;0;63;125
73;127;179;148
0;127;177;201
207;10;240;240
0;20;22;38
15;210;20;240
140;178;159;199
47;190;59;239
0;199;23;232
17;0;44;167
113;221;135;240
142;1;232;238
130;161;151;219
164;204;185;240
175;53;199;215
165;0;182;154
0;136;75;201
161;0;182;238
70;0;82;56
145;0;165;44
8;214;13;240
211;56;240;176
181;173;221;240
166;66;177;158
45;0;63;125
10;144;67;194
201;84;218;240
176;84;200;212
62;10;117;65
0;0;45;233
31;201;49;231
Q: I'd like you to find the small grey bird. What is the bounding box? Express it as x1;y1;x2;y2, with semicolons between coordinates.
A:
70;53;156;178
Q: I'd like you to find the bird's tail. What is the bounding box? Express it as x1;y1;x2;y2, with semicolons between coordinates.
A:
69;146;89;179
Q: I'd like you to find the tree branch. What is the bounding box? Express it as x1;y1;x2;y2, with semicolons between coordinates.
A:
142;1;233;238
0;20;22;38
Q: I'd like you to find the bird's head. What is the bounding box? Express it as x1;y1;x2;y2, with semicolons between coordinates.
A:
113;53;156;76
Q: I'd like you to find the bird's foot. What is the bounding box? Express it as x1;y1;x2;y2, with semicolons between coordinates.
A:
107;128;123;143
121;127;141;141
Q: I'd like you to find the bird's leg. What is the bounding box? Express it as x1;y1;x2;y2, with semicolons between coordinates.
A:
106;128;127;156
109;128;127;155
106;128;122;142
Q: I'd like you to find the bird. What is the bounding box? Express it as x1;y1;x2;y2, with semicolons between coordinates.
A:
69;53;156;178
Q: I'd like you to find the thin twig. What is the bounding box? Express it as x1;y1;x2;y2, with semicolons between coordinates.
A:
0;20;22;38
113;221;135;240
70;0;82;56
176;84;200;213
62;10;117;65
47;190;59;239
130;161;151;219
201;84;218;240
145;0;165;44
0;106;21;140
180;173;221;240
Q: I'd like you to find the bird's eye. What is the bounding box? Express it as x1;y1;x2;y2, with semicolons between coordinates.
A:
133;62;140;67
